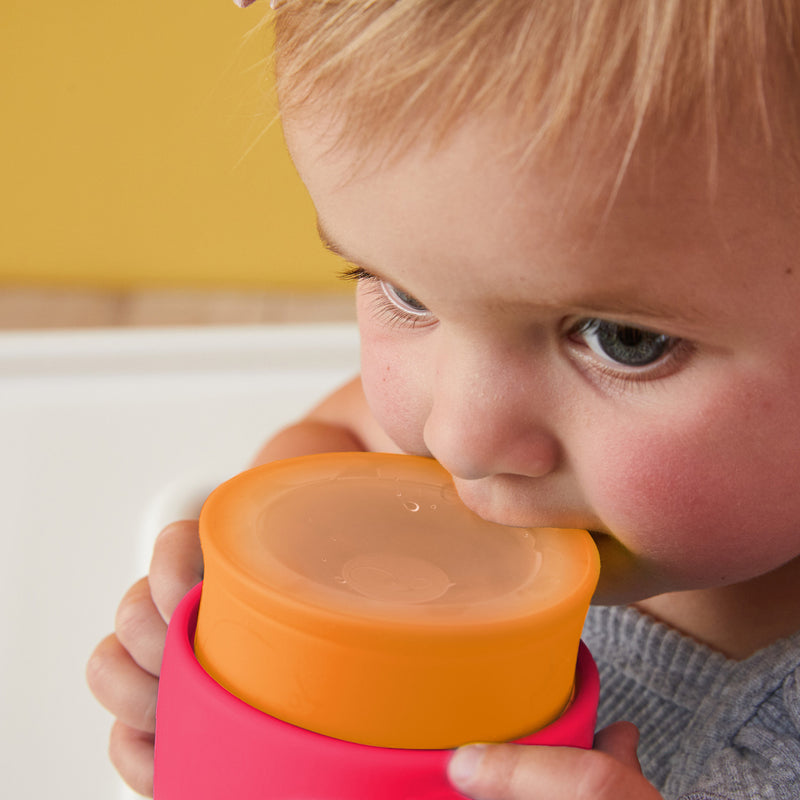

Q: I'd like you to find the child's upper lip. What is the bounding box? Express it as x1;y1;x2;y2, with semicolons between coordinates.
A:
462;501;605;535
452;477;604;533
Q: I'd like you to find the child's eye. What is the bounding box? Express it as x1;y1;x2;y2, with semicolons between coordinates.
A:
380;280;430;317
569;318;682;370
339;265;434;328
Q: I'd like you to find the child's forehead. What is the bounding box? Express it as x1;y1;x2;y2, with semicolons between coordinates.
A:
298;111;796;330
290;107;794;246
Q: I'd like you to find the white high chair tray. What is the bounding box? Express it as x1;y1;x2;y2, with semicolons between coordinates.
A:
0;323;359;799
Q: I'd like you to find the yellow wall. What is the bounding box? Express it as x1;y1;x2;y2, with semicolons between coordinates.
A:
0;0;344;290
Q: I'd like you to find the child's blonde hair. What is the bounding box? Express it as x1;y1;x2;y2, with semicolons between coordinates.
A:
273;0;800;172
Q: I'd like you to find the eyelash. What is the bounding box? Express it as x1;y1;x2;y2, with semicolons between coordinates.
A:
340;266;435;329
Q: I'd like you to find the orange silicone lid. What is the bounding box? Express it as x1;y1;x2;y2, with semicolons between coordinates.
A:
194;452;599;749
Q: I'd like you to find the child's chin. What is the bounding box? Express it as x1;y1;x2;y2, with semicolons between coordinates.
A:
587;537;661;607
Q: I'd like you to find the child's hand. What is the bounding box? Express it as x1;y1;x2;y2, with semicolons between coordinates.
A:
448;722;663;800
86;520;203;797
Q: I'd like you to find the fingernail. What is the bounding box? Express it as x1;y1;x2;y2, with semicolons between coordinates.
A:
448;744;488;788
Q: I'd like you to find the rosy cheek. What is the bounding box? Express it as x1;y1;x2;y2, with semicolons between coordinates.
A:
589;399;800;587
359;329;431;455
595;434;717;545
591;449;723;594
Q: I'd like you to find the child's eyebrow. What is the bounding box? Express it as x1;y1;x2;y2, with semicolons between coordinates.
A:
560;294;711;329
316;218;386;277
316;219;708;330
317;219;357;263
315;218;342;256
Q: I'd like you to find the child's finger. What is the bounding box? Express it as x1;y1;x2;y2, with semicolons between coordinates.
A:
114;577;168;676
86;634;159;733
448;741;663;800
109;720;155;798
593;720;643;772
149;519;204;624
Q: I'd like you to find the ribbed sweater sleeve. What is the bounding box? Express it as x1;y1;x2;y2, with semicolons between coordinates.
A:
583;605;800;799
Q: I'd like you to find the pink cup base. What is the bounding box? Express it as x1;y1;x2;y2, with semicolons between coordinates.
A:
155;583;599;800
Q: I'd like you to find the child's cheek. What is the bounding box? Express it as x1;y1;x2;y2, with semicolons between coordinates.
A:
594;434;729;577
590;387;800;588
359;333;432;456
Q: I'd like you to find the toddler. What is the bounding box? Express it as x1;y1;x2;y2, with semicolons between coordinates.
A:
87;1;800;797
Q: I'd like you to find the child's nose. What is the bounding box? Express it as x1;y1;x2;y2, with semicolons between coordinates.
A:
422;339;561;482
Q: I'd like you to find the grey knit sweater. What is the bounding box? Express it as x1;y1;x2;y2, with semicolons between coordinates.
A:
583;605;800;799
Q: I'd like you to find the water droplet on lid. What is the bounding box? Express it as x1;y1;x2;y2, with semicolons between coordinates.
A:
403;501;420;512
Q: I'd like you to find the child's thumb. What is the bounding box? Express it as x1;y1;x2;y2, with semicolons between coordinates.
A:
447;722;657;800
593;720;643;772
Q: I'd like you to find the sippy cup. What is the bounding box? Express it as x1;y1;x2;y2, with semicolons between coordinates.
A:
154;452;600;799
